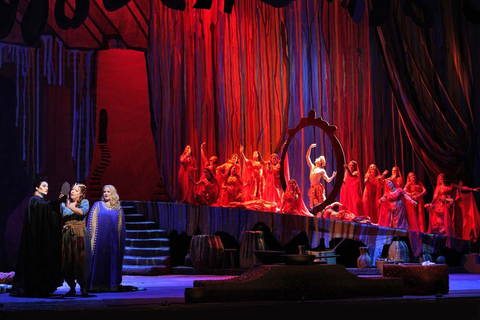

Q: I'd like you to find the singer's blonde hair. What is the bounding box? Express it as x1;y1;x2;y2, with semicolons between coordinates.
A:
102;185;121;209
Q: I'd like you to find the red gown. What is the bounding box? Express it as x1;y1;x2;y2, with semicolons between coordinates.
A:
378;188;409;230
218;173;245;206
193;177;220;206
215;161;241;203
404;182;425;232
455;191;480;241
264;161;282;207
177;150;197;204
427;184;456;237
363;174;383;223
243;159;266;200
340;172;364;217
280;186;311;217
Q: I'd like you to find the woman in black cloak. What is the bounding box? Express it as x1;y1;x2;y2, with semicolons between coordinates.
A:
10;174;67;297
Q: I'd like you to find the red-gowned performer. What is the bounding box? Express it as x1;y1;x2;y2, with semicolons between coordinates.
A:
200;142;218;180
190;167;220;206
339;160;364;217
404;172;427;232
378;178;417;230
426;173;479;239
279;179;313;217
455;180;480;241
177;145;197;204
363;164;388;224
240;145;266;200
217;165;246;206
264;153;283;207
388;166;404;189
215;153;241;201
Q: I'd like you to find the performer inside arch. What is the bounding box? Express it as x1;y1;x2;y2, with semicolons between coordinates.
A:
306;143;337;209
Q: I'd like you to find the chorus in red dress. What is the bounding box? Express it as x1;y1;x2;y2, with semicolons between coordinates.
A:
388;166;404;189
177;145;197;203
217;165;246;206
362;164;388;224
240;145;266;200
378;179;417;230
279;179;313;217
426;173;479;238
264;153;283;207
200;142;218;180
339;160;364;217
454;180;480;241
404;172;427;232
215;153;241;203
190;167;220;206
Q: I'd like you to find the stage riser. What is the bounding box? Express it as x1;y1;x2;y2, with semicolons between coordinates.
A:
124;200;473;269
121;203;171;275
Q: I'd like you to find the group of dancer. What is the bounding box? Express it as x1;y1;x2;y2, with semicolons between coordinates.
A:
10;175;126;298
178;143;480;241
177;142;318;216
340;160;480;240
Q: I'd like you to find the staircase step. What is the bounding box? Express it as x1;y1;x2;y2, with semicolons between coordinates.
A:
121;201;138;207
126;238;170;248
126;229;167;239
126;221;157;230
123;255;170;266
125;246;170;257
122;265;171;276
122;206;137;215
125;214;145;222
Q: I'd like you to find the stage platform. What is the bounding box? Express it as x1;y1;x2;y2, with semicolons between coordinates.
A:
128;200;473;264
1;271;480;320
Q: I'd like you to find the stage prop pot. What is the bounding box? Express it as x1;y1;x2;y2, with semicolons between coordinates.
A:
189;235;225;270
387;238;410;263
239;231;266;269
357;247;373;268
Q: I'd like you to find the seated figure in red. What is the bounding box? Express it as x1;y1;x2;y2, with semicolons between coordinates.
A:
378;178;417;230
190;167;220;206
217;165;246;206
279;179;313;217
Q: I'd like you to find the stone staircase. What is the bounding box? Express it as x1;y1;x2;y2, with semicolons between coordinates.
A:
122;201;171;275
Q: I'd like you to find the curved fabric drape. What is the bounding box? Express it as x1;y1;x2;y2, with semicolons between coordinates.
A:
374;0;480;188
148;0;387;205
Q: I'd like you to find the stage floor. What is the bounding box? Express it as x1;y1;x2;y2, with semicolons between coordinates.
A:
1;270;480;320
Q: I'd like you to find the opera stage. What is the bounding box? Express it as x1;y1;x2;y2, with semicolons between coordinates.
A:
1;201;480;319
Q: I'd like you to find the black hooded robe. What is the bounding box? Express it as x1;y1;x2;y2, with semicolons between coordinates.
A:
9;195;64;297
